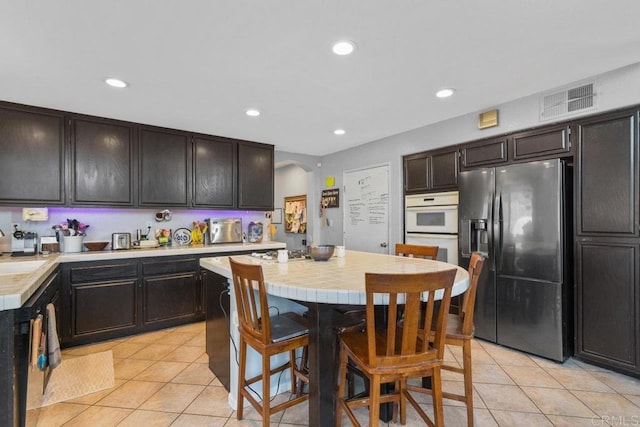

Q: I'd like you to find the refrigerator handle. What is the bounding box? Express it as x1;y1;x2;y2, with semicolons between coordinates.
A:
492;191;502;272
496;191;504;272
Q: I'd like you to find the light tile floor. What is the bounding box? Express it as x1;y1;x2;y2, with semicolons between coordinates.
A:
27;321;640;426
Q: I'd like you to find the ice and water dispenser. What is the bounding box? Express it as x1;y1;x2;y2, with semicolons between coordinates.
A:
460;219;489;258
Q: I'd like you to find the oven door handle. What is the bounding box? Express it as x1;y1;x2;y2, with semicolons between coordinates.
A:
405;233;458;240
405;205;458;211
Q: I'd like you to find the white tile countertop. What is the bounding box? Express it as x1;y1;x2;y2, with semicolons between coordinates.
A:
200;250;470;305
0;241;285;311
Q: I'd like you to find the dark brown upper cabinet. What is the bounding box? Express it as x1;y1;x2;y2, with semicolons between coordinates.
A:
512;124;572;162
139;128;191;207
460;136;508;170
404;154;429;192
238;141;274;210
0;104;65;204
403;148;458;193
193;136;236;208
431;149;458;190
70;116;135;206
576;109;638;237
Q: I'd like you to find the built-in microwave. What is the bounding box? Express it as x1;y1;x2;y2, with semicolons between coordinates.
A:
405;191;458;234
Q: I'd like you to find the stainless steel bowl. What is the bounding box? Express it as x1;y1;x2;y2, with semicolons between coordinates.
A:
308;245;335;261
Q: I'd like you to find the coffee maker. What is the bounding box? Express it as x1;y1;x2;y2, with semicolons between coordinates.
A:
11;225;37;256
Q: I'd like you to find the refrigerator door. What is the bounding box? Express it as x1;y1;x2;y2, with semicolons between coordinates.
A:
496;160;563;282
458;168;496;342
497;277;566;361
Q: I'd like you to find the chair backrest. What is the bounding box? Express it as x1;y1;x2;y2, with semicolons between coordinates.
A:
460;252;485;336
364;269;456;369
395;243;439;260
229;257;272;344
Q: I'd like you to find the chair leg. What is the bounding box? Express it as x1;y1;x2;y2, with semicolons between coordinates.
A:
398;379;406;424
237;338;247;420
262;352;271;427
431;367;444;427
368;376;381;427
335;343;348;426
297;345;308;397
289;349;298;395
462;340;474;427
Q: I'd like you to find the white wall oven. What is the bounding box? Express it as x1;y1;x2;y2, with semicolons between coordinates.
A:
405;191;459;265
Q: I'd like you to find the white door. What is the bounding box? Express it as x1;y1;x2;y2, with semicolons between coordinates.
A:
343;164;390;254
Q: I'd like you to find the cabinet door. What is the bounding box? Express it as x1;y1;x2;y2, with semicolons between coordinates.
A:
238;142;274;210
193;136;236;207
71;117;135;205
139;128;191;206
460;137;508;169
576;242;639;374
143;273;199;325
512;124;571;161
0;105;65;204
403;154;429;192
71;280;138;340
430;149;458;190
576;110;638;237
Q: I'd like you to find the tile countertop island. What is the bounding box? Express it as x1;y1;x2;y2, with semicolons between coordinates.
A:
0;241;286;311
200;250;470;427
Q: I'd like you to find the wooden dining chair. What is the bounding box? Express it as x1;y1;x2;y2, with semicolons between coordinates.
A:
414;252;485;427
336;268;456;426
229;258;309;426
395;243;439;260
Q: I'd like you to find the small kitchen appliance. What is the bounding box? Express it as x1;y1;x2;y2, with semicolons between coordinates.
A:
205;218;242;244
11;225;37;256
111;232;132;250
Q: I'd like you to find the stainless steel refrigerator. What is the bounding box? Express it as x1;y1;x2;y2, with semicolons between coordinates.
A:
458;159;571;362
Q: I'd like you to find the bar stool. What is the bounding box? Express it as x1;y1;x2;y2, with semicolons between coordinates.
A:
438;252;485;426
229;258;309;426
336;268;456;426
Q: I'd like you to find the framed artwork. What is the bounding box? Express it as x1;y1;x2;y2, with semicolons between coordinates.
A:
271;208;282;224
284;195;307;234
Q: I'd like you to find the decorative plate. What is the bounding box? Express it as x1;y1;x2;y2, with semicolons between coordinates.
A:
173;228;192;246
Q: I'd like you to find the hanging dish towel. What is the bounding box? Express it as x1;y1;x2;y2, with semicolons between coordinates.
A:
46;304;62;369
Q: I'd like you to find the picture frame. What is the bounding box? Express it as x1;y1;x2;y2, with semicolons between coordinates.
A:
271;208;282;224
284;195;307;234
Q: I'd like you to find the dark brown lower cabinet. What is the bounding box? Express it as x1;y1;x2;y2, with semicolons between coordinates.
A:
62;256;203;346
64;261;139;345
72;280;138;338
144;273;198;325
575;241;640;376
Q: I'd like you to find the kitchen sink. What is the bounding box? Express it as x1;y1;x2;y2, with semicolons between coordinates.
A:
0;260;47;276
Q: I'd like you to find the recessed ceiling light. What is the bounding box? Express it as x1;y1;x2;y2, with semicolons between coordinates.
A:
332;41;355;56
105;78;128;88
334;129;346;135
246;109;260;117
436;88;455;98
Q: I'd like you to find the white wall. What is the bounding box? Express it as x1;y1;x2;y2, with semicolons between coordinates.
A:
274;62;640;252
274;164;310;250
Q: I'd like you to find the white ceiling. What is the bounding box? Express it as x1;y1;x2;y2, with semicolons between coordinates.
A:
2;1;640;156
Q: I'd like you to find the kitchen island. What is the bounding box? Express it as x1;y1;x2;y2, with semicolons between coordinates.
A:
200;250;469;427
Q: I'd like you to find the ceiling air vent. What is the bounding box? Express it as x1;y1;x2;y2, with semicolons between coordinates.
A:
540;82;596;121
